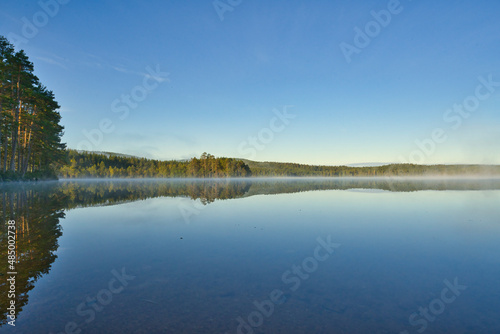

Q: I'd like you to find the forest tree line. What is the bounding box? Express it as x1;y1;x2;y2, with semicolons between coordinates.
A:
56;150;500;179
58;150;252;178
0;36;65;181
243;160;500;177
1;33;498;182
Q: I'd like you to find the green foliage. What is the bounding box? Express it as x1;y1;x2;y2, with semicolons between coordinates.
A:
57;150;500;179
0;36;66;181
243;160;500;177
57;150;252;178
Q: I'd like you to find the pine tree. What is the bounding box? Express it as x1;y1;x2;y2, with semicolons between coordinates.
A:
0;36;65;180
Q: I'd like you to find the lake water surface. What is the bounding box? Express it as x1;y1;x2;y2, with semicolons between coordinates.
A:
1;178;500;333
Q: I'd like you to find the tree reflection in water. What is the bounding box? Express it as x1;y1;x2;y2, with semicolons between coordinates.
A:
1;177;499;326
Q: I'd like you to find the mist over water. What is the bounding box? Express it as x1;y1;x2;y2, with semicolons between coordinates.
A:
1;178;500;333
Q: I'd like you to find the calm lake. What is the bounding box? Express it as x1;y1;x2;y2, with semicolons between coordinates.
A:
1;178;500;333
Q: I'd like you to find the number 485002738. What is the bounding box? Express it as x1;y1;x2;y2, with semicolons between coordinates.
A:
7;220;16;267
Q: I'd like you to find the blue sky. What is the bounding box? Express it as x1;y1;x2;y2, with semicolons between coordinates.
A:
1;0;499;165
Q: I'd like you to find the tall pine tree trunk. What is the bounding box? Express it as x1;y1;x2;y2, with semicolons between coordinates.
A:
22;115;35;177
10;74;21;172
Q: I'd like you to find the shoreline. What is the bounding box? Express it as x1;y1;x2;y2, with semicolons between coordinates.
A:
3;174;500;184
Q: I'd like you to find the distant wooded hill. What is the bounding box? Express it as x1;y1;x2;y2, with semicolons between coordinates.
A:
58;150;252;178
241;159;500;177
56;150;500;178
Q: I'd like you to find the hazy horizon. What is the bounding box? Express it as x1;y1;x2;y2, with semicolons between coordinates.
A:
70;149;500;168
2;1;499;166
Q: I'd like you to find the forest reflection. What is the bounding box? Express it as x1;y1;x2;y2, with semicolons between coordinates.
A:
1;177;500;326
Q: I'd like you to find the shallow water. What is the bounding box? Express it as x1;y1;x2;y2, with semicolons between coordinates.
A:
1;178;500;333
